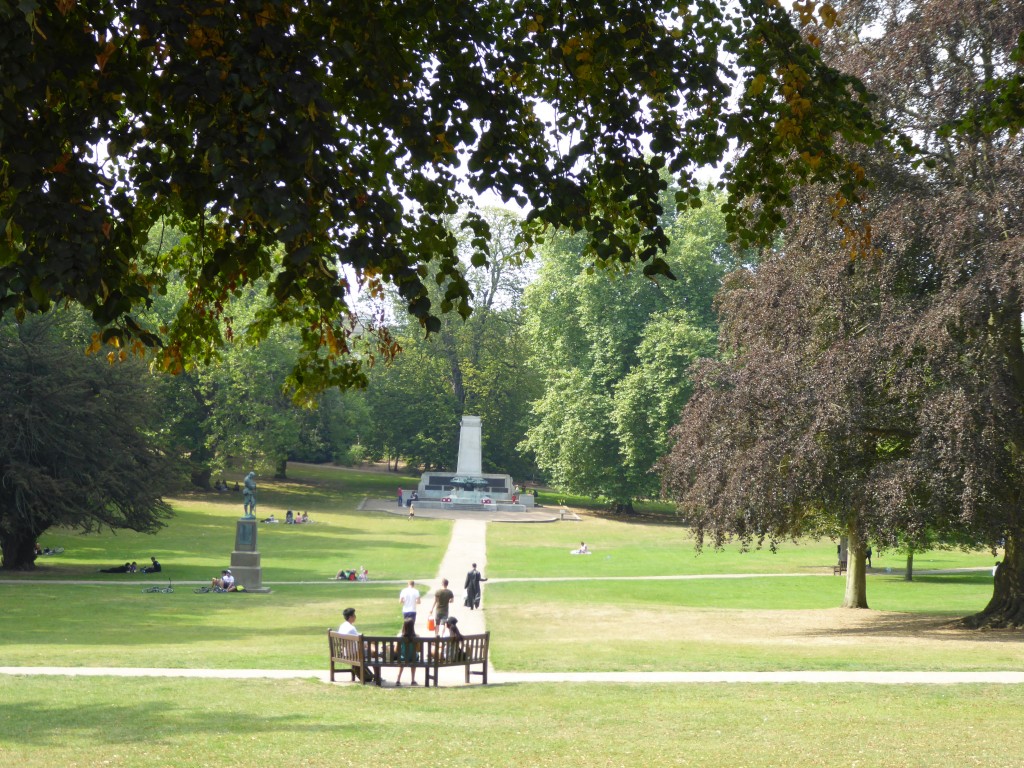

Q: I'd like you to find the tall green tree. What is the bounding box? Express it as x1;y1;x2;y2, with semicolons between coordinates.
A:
0;0;881;392
0;310;176;570
363;338;461;471
290;388;373;466
522;192;733;510
146;265;369;485
363;208;539;475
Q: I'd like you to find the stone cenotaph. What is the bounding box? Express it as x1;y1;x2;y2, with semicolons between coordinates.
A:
414;415;531;511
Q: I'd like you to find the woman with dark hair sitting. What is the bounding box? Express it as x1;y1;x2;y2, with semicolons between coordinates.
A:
443;616;466;662
394;617;419;686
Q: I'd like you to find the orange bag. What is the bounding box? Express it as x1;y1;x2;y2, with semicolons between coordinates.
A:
427;618;436;631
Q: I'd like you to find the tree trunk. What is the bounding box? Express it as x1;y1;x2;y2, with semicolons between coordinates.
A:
0;523;43;570
190;466;212;490
274;458;288;479
841;518;869;609
904;550;914;582
961;534;1024;628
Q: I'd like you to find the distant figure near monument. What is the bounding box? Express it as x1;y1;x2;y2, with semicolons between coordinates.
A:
242;471;257;518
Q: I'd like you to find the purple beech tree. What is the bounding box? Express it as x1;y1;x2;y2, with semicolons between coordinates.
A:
661;0;1024;624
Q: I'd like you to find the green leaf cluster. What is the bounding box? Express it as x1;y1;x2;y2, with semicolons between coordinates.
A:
0;0;880;391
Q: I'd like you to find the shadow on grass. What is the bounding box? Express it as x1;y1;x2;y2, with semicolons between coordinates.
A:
909;574;995;586
800;611;1024;643
0;696;353;748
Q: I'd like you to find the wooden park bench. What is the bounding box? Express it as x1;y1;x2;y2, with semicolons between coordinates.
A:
833;560;847;575
327;630;490;687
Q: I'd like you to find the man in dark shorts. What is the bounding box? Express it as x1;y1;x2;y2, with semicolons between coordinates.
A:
430;578;455;636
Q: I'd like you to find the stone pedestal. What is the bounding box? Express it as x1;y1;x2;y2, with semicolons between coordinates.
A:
231;518;270;593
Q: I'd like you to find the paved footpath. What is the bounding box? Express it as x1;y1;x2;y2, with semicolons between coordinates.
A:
3;666;1023;685
3;514;1022;686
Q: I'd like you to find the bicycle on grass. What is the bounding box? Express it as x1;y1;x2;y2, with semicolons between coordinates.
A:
142;579;174;593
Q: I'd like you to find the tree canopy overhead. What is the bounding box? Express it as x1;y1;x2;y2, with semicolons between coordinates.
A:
1;0;879;389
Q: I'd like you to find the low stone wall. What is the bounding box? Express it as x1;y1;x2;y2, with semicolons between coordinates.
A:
412;500;527;513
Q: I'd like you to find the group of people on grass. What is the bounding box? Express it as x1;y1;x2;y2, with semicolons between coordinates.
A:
260;510;311;524
98;556;161;574
209;568;245;591
335;566;369;581
337;563;485;686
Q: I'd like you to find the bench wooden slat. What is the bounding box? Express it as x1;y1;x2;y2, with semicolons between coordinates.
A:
328;630;489;687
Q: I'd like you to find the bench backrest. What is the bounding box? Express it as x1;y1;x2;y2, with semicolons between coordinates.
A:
436;632;489;663
328;631;365;665
328;630;489;666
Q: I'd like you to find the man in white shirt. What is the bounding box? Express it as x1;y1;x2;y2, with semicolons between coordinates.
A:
338;607;359;634
399;580;421;621
336;607;375;683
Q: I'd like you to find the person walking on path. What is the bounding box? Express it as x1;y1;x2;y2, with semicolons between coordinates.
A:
429;578;455;635
399;580;421;621
464;563;487;610
397;487;404;507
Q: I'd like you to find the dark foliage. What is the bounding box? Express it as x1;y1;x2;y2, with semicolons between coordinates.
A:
661;0;1024;619
0;0;880;394
0;311;176;570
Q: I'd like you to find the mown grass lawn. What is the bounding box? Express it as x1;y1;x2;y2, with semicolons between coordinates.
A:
4;465;1013;673
487;513;997;577
8;462;1024;768
21;465;446;584
2;677;1023;768
4;465;1023;766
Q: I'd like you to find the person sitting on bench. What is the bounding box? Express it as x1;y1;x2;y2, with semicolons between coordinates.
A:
442;617;466;661
337;607;376;683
